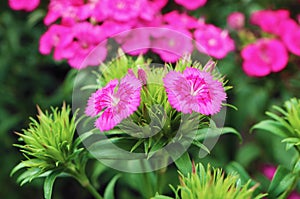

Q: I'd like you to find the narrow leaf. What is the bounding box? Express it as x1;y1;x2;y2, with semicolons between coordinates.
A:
44;171;61;199
104;174;121;199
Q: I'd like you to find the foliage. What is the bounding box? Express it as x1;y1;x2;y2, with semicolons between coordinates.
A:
152;163;266;199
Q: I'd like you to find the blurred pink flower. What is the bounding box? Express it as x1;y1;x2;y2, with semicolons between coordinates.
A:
241;39;288;77
85;73;142;131
261;164;276;180
115;29;151;56
282;26;300;56
9;0;40;11
250;9;291;36
151;27;193;62
174;0;207;10
288;191;300;199
44;0;83;25
39;24;74;61
101;0;146;21
163;11;199;30
227;12;245;30
101;20;135;37
163;67;226;115
65;22;107;69
194;24;235;59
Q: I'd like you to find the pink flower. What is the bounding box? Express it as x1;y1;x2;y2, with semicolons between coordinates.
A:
241;39;288;77
139;0;167;21
101;20;135;37
85;73;142;131
9;0;40;11
261;164;276;180
250;9;290;36
174;0;207;10
163;11;199;30
115;29;151;56
101;0;146;21
151;27;193;62
44;0;83;25
194;24;235;59
282;26;300;56
65;22;107;69
288;191;300;199
227;12;245;30
39;24;74;61
163;67;226;115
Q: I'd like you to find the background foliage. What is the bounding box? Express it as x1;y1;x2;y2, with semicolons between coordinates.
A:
1;0;300;198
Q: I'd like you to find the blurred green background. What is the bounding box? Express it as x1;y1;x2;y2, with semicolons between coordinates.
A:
1;0;300;198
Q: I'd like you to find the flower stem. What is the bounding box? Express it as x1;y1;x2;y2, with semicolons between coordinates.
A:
75;173;104;199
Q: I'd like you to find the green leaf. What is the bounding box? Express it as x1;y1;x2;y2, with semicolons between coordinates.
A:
192;140;210;154
268;166;295;198
151;194;174;199
226;162;254;186
44;171;61;199
104;174;121;199
173;151;192;176
251;120;288;137
195;127;242;142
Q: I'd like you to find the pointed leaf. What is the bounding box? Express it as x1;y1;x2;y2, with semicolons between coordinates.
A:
44;171;61;199
251;120;288;137
104;174;121;199
268;166;295;198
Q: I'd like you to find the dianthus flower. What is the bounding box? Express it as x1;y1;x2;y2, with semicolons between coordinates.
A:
282;26;300;56
163;67;226;115
194;24;235;59
241;39;288;77
174;0;207;10
9;0;40;11
227;12;245;30
85;73;142;131
250;9;291;36
64;22;107;69
39;24;74;61
151;27;193;62
101;0;146;21
163;11;199;30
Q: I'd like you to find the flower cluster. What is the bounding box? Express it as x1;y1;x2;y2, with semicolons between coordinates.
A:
85;55;227;132
9;0;235;69
239;9;300;77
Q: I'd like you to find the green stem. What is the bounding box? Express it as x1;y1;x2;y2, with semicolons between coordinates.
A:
75;172;104;199
67;163;103;199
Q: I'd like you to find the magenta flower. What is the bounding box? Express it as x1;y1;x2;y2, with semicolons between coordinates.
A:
227;12;245;30
101;0;146;21
261;164;276;180
282;26;300;56
39;24;74;61
44;0;83;25
163;11;199;30
241;39;288;77
85;73;142;131
174;0;207;10
194;24;235;59
250;9;290;36
288;191;300;199
65;22;107;69
115;29;151;56
9;0;40;11
151;27;193;62
163;67;226;115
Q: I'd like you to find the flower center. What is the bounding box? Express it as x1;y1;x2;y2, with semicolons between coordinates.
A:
111;96;120;107
208;38;217;47
117;1;125;10
168;39;175;47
